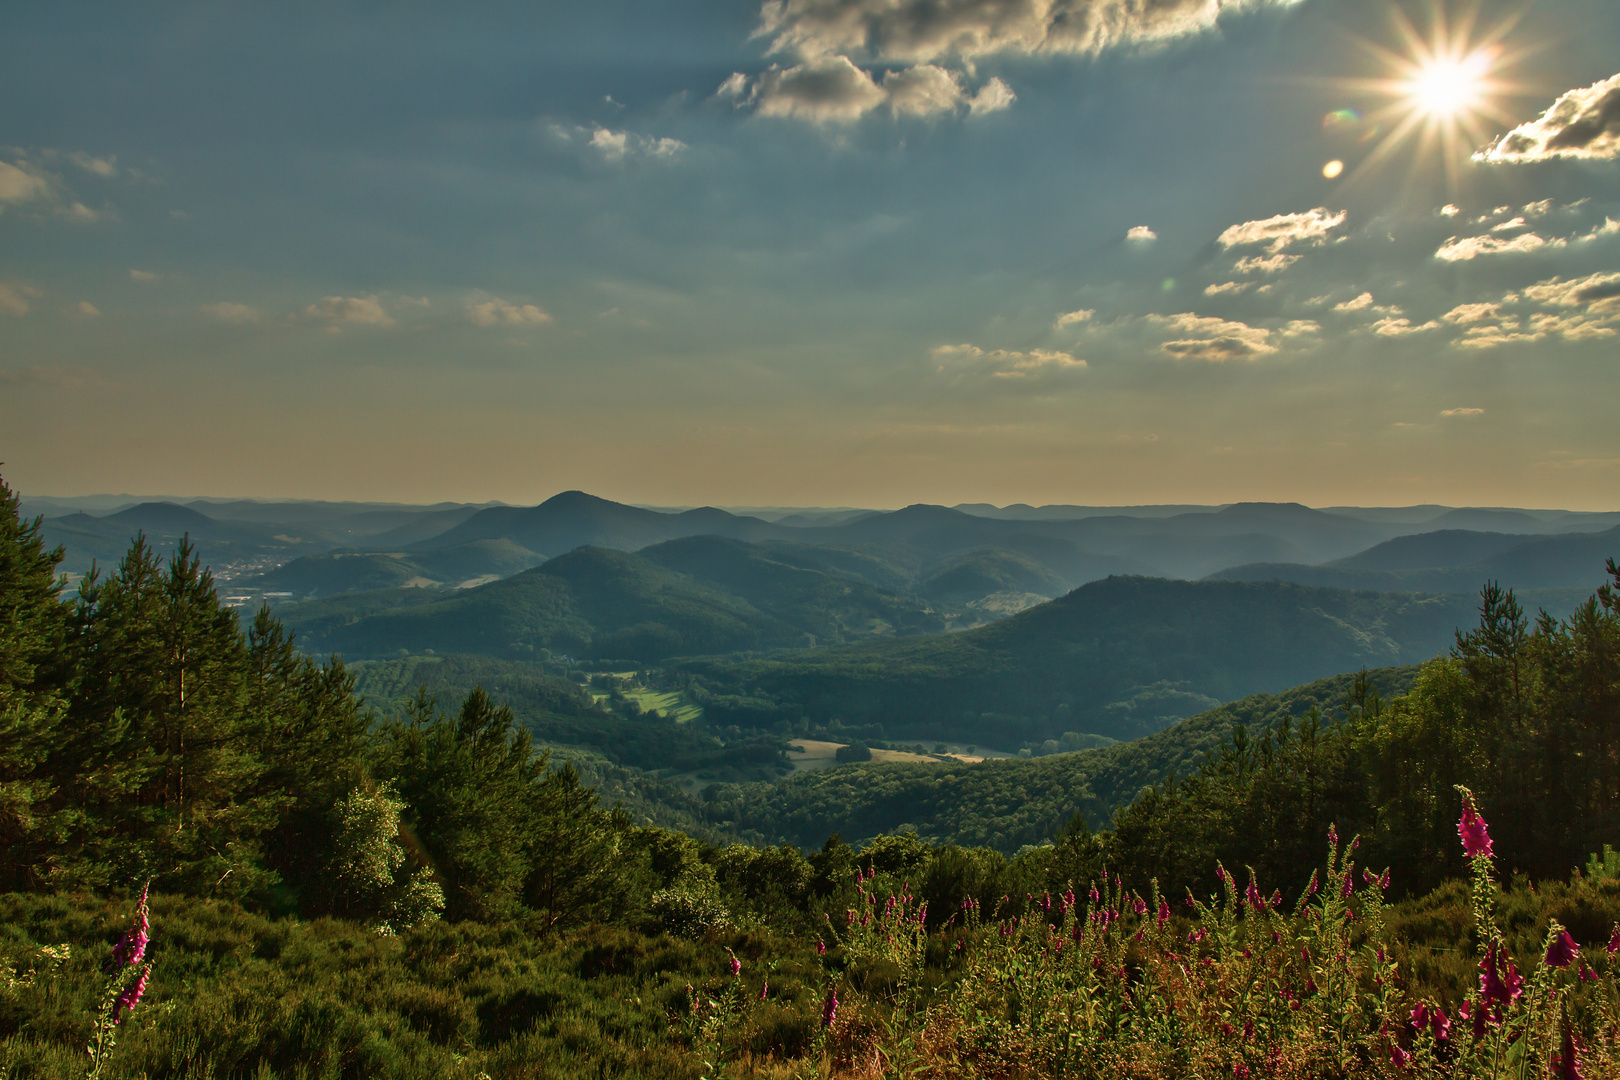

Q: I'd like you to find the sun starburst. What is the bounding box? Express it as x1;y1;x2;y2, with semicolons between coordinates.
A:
1324;3;1532;191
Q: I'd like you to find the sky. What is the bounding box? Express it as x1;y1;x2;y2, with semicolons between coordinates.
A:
2;0;1618;510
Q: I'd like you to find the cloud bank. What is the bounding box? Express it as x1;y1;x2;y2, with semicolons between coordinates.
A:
755;0;1303;64
730;0;1299;123
1477;73;1620;163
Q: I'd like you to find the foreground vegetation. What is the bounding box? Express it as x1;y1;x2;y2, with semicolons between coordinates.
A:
4;474;1620;1077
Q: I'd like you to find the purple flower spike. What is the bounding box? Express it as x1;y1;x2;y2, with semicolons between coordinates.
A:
1555;1015;1584;1080
1607;924;1620;956
821;986;839;1028
1546;929;1580;969
728;953;742;978
111;964;151;1025
1458;803;1493;858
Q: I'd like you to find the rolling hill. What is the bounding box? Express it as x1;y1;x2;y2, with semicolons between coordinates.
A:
697;666;1424;851
678;575;1477;747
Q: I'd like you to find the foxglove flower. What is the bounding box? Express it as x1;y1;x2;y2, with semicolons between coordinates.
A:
728;952;741;978
1546;929;1580;969
1554;1016;1583;1080
821;986;838;1028
108;882;151;972
1607;923;1620;955
1458;802;1493;858
111;964;151;1024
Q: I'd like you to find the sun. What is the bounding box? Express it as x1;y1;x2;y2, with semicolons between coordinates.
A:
1323;5;1528;189
1407;52;1490;118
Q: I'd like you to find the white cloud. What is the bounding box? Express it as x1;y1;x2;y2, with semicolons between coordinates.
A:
1150;312;1276;361
129;269;159;283
1440;204;1461;217
201;302;260;324
305;295;394;327
65;151;116;177
1371;317;1439;337
740;0;1295;124
1522;272;1620;314
740;56;1010;122
754;0;1305;65
1217;207;1347;253
1333;292;1374;312
1528;312;1618;341
1232;253;1299;274
932;342;1085;376
1490;216;1527;233
882;64;976;117
752;56;888;121
1522;199;1554;218
1126;225;1157;244
0;282;43;315
1053;308;1093;328
74;301;100;317
468;298;552;327
1434;232;1561;261
0;160;52;206
1279;320;1319;336
1440;407;1484;417
1204;281;1251;296
967;77;1016;114
588;127;686;162
1442;302;1504;324
1578;217;1620;243
1454;325;1544;350
1476;73;1620;162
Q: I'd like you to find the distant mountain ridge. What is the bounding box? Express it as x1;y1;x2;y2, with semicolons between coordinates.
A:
1210;524;1620;593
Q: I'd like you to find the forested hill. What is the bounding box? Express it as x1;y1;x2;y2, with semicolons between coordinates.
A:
699;666;1421;851
682;576;1471;745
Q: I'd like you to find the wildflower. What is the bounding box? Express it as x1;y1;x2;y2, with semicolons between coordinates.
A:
1390;1043;1411;1069
1609;924;1620;955
1546;929;1580;969
1580;962;1597;983
1133;897;1147;916
107;882;151;971
1458;801;1493;858
1430;1008;1451;1042
759;981;769;1000
1341;875;1354;899
821;986;838;1028
1307;870;1320;895
816;940;826;956
1269;889;1282;908
727;951;741;978
110;964;151;1024
1328;824;1338;846
1460;999;1486;1040
1233;1062;1249;1079
1089;884;1101;904
1554;1015;1584;1080
1480;941;1523;1010
1157;901;1170;927
1379;870;1390;890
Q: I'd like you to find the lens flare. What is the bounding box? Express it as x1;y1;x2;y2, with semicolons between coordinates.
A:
1320;9;1526;192
1323;160;1344;179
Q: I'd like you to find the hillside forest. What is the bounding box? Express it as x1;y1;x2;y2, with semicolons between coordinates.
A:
5;474;1620;1078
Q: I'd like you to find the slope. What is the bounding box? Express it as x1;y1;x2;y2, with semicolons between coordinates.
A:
679;576;1473;747
699;666;1424;851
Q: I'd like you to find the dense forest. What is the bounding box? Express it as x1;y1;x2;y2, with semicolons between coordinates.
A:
5;474;1620;1078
